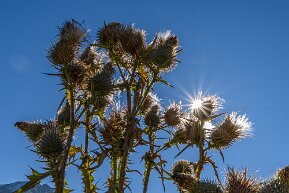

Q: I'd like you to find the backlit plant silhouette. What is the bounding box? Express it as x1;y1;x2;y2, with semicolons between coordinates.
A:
15;20;289;193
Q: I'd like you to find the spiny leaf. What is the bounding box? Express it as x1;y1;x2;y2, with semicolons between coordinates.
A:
14;168;51;193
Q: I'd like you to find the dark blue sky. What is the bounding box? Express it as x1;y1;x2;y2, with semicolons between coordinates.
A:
1;0;289;192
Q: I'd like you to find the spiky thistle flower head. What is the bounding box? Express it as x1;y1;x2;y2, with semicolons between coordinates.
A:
171;160;193;177
276;166;289;185
47;20;86;66
59;20;87;45
171;128;189;145
15;121;44;142
47;39;78;65
62;61;86;85
190;92;224;121
144;105;161;127
140;92;160;114
119;24;146;55
89;64;115;97
146;30;180;72
184;121;206;145
99;110;126;146
210;112;252;148
225;167;259;193
36;123;65;159
97;22;125;49
164;102;182;126
80;46;102;66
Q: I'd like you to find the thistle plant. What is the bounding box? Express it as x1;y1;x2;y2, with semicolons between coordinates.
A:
14;19;287;193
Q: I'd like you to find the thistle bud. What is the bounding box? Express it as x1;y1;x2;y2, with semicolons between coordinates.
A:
36;124;65;158
211;112;252;148
164;102;182;126
15;121;44;142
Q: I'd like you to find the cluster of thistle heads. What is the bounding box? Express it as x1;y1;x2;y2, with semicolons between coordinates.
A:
14;20;288;193
170;161;289;193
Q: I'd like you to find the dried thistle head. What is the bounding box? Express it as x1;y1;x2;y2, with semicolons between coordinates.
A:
190;92;224;121
171;128;189;145
276;166;289;185
140;92;159;114
15;121;44;142
100;110;126;146
119;24;146;55
36;123;65;158
80;46;102;68
97;22;125;49
171;160;193;177
184;121;205;145
89;64;114;97
47;39;78;65
146;31;180;72
225;167;259;193
164;102;182;126
210;112;252;148
62;61;86;85
144;105;161;127
59;20;87;45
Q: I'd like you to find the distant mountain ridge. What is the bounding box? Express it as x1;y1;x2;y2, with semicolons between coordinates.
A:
0;181;54;193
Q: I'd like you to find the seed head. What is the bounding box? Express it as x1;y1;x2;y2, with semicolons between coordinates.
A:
211;112;252;148
164;102;182;126
15;121;44;142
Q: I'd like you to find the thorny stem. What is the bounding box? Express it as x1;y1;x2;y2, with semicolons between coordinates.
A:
57;87;75;193
143;127;155;193
118;62;138;191
84;111;91;193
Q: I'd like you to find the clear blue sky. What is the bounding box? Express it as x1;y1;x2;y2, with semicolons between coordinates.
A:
1;0;289;192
